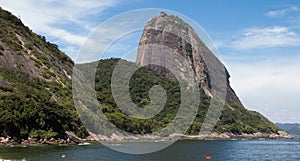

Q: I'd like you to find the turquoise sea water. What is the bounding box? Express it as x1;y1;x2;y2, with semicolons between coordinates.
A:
0;139;299;161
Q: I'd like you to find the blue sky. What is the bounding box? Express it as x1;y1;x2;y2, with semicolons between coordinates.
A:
0;0;300;123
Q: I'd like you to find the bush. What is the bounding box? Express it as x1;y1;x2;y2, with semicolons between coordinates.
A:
29;129;58;139
0;85;13;92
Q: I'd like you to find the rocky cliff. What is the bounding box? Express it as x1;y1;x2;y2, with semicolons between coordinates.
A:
0;8;73;86
134;12;282;136
136;12;242;107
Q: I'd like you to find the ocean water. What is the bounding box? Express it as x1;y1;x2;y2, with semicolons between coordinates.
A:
0;139;300;161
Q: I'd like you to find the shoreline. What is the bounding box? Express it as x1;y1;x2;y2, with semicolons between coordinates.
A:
0;131;295;146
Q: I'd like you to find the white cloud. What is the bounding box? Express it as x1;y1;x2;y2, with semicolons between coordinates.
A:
231;26;300;50
266;6;299;17
226;56;300;123
0;0;122;58
75;9;161;63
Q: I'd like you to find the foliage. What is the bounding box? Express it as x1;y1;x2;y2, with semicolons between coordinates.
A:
0;68;88;139
0;85;13;92
91;58;280;135
29;129;58;140
0;7;86;139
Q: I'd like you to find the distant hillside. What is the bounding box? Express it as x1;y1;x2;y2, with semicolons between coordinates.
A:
276;123;300;137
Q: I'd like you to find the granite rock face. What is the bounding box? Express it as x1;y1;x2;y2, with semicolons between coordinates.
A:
0;7;73;86
136;12;243;107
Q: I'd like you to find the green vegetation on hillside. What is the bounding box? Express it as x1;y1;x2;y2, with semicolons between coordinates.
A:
93;58;280;135
0;8;87;139
0;7;73;83
0;68;88;139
